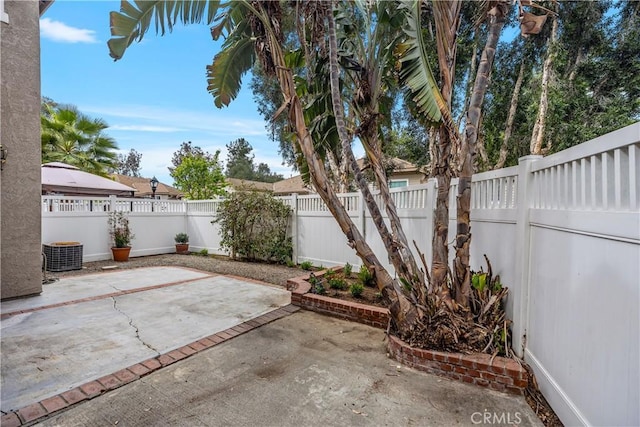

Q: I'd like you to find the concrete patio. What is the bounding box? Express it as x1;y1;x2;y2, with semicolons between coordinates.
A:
1;267;542;426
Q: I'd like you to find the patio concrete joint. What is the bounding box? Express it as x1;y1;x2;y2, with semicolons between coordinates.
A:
111;296;160;356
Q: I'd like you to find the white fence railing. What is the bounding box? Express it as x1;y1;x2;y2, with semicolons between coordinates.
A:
41;123;640;427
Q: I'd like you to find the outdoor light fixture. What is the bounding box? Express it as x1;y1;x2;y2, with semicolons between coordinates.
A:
150;176;159;199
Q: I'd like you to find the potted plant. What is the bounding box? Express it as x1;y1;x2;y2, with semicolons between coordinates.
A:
108;211;134;262
174;232;189;254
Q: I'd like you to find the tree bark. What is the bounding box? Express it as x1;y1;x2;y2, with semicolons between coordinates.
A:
495;58;525;169
326;2;426;315
430;0;461;307
530;15;558;155
455;2;508;308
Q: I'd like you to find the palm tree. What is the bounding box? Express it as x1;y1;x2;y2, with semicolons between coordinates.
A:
41;104;118;176
108;0;549;348
108;0;423;335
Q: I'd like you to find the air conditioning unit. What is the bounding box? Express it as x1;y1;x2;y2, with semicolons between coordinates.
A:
43;242;83;272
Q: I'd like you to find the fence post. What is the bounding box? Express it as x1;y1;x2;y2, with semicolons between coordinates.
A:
512;155;542;357
108;195;116;212
291;193;298;264
358;191;366;239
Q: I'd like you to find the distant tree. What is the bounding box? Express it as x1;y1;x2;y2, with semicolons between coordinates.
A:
114;148;142;176
41;103;118;176
254;162;283;183
225;138;255;180
169;141;215;174
225;138;283;183
41;96;58;116
170;151;226;200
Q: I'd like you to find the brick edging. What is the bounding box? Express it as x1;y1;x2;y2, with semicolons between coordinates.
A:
287;270;389;329
287;271;527;396
0;305;300;427
387;335;528;395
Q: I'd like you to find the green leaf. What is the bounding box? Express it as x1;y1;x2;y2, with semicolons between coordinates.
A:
108;0;222;60
395;0;445;123
207;35;256;108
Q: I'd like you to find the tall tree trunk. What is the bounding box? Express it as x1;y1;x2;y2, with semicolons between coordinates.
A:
430;0;461;308
530;15;558;155
326;2;427;313
495;58;525;169
454;2;508;308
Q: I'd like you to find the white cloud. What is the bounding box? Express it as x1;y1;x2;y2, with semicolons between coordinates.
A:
83;104;267;137
110;125;186;133
40;18;98;44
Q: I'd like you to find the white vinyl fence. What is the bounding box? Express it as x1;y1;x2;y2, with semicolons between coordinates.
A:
42;123;639;426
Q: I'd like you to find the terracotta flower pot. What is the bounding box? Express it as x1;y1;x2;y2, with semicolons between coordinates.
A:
175;243;189;254
111;247;131;262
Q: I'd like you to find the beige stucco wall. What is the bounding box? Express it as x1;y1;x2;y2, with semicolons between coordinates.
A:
1;0;43;299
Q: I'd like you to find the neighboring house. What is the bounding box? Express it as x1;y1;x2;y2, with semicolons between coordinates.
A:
111;174;183;200
43;163;135;197
1;0;54;299
272;175;311;196
226;177;273;193
271;157;426;197
357;157;427;189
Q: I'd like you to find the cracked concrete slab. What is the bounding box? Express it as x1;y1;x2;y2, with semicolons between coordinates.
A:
35;311;543;427
0;268;290;412
1;267;210;313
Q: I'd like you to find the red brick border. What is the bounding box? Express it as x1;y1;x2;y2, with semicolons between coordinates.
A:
387;335;528;394
1;305;300;426
287;270;389;329
287;270;527;395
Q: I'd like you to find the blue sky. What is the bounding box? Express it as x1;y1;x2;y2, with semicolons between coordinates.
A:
40;1;295;186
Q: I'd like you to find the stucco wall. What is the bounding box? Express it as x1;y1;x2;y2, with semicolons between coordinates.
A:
1;0;43;299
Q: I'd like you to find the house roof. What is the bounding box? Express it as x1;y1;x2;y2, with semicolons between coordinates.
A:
39;0;54;15
42;163;136;196
356;157;421;173
226;178;274;192
272;175;311;195
111;174;183;198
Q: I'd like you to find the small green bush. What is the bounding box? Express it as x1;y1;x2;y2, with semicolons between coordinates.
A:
300;261;313;270
324;269;336;279
343;263;353;277
328;277;348;290
286;259;296;268
174;232;189;244
313;283;326;295
198;249;209;256
350;283;364;298
357;265;375;287
214;191;292;264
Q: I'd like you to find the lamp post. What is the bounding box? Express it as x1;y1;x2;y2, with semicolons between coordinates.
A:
150;176;159;212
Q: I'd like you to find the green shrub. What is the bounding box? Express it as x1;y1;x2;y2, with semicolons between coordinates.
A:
357;265;375;287
286;259;296;268
214;192;292;264
328;277;347;290
198;249;209;256
300;261;313;271
324;269;336;279
174;232;189;244
343;263;353;277
350;283;364;298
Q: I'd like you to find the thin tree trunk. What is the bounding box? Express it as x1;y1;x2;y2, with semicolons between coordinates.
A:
455;2;508;308
495;58;525;169
530;15;558;155
430;0;461;308
325;150;347;193
326;3;426;317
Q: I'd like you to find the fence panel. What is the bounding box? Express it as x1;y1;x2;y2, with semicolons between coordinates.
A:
40;123;640;427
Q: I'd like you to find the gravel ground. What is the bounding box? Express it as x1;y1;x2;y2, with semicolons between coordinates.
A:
50;254;307;288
